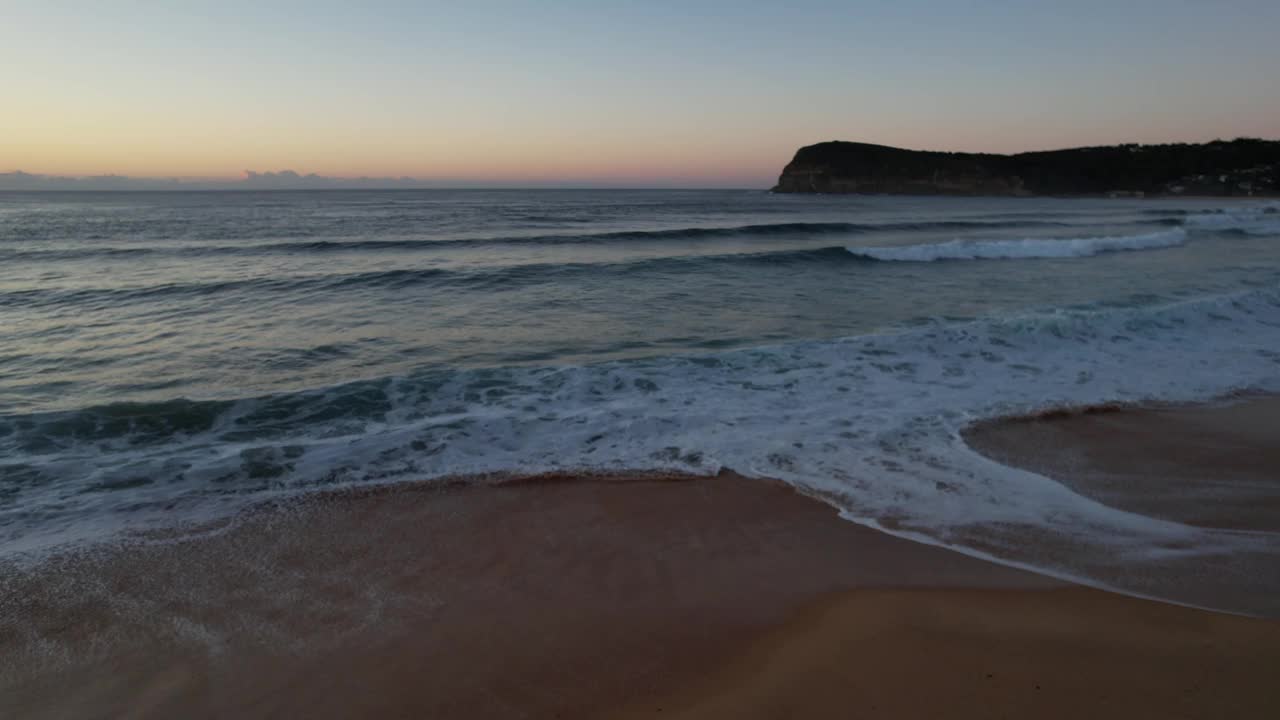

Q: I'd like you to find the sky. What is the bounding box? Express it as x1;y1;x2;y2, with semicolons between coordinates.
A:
3;0;1279;188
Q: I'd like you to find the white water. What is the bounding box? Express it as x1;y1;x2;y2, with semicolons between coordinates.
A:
1183;203;1280;235
8;286;1280;612
847;228;1188;262
5;194;1280;613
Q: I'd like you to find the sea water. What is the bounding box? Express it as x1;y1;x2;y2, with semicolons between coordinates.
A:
2;190;1278;610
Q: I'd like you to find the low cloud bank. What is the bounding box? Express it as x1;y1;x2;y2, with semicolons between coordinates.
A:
1;169;756;190
239;170;425;189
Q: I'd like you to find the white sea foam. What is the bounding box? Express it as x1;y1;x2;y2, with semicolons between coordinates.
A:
1183;203;1280;236
6;285;1280;614
847;228;1188;262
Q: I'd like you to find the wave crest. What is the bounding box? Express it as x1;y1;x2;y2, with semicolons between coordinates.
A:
1183;204;1280;236
846;228;1188;262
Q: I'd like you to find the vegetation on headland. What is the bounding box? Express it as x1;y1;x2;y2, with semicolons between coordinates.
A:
772;138;1280;196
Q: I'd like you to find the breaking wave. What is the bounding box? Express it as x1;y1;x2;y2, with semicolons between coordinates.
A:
6;193;1280;614
1182;204;1280;236
4;286;1280;613
0;218;1086;262
846;228;1189;262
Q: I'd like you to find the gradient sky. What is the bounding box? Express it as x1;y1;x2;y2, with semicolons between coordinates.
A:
4;0;1279;187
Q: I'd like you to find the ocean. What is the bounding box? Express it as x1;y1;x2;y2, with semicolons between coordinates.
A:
2;189;1279;609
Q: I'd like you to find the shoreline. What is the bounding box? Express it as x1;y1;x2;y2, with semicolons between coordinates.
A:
1;470;1056;719
954;392;1280;619
963;392;1280;534
3;396;1279;717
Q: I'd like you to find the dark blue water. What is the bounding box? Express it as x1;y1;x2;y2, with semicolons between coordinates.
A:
2;189;1279;612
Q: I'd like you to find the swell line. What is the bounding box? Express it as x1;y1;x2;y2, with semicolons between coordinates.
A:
0;218;1082;262
0;246;865;309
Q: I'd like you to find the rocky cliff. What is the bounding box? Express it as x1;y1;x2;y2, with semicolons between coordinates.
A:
772;139;1280;196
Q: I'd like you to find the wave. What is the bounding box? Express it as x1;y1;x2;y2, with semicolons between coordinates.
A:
0;246;866;309
5;285;1280;610
0;218;1084;263
1182;204;1280;236
846;228;1188;262
5;285;1280;514
0;220;1237;309
6;285;1277;457
1142;202;1278;216
2;210;1262;308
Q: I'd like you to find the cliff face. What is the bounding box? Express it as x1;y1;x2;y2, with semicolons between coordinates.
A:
772;139;1280;196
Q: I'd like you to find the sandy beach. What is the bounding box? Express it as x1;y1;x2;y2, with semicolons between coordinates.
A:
5;405;1280;720
7;5;1280;717
964;394;1280;532
3;471;1051;719
615;587;1280;719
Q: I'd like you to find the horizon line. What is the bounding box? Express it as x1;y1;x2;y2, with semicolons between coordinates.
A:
0;169;769;192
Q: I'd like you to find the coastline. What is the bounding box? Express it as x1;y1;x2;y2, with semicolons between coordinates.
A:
623;395;1280;718
770;138;1280;196
963;393;1280;534
2;398;1278;717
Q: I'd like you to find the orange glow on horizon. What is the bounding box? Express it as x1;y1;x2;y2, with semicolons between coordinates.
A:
5;2;1279;187
9;100;1277;187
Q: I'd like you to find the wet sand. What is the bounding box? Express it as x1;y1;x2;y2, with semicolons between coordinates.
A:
964;394;1280;532
616;588;1280;719
0;471;1050;719
626;397;1280;719
2;465;1278;718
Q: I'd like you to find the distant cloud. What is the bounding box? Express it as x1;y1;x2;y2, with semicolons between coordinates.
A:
0;170;439;191
238;170;423;189
0;171;186;191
